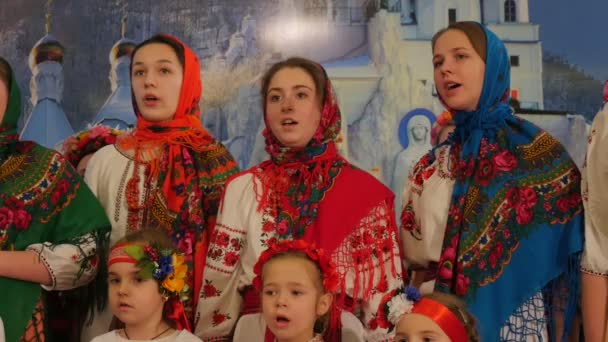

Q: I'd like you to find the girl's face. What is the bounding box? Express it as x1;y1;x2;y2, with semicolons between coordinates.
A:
108;262;165;328
131;43;184;122
433;29;485;112
395;313;452;342
0;79;8;124
265;67;322;148
261;256;332;342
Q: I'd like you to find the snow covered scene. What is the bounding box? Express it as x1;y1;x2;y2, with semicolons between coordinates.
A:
0;0;602;197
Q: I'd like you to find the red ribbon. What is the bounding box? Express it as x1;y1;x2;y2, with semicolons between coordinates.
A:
107;242;139;267
165;297;192;332
411;298;468;342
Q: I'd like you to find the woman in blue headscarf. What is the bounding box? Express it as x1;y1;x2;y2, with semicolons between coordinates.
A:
399;21;583;341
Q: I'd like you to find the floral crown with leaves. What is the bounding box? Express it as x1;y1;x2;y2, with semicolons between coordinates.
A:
378;286;468;342
62;125;124;166
108;242;189;302
252;239;340;293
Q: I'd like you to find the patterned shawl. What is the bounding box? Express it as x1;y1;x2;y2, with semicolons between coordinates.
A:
116;35;238;319
250;64;398;341
433;23;583;341
0;60;111;342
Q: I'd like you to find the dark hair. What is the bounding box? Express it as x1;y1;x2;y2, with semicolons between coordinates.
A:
423;292;480;342
432;21;487;63
261;57;327;109
0;57;12;91
131;34;185;69
109;229;178;330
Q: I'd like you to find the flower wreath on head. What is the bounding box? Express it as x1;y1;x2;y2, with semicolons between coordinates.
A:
62;125;124;167
252;239;340;294
108;242;192;330
377;286;468;342
108;242;189;301
253;239;342;342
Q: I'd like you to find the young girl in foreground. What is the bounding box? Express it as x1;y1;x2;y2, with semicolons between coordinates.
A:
253;239;340;342
91;230;201;342
379;286;479;342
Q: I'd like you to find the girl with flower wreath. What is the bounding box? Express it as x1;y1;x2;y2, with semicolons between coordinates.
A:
0;56;111;342
61;125;124;176
580;81;608;342
83;34;238;339
237;239;339;342
91;229;201;342
400;21;583;341
195;57;404;341
377;286;479;342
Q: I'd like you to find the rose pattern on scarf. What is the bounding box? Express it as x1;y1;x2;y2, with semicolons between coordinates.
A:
436;137;582;300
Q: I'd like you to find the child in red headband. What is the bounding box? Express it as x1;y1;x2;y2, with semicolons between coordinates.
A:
378;286;479;342
91;230;201;342
251;240;340;342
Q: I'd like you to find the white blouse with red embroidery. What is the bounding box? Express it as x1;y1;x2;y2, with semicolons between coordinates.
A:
194;173;403;342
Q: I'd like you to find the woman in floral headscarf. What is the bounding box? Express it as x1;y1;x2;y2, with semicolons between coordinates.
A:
0;56;111;342
195;57;404;341
82;34;238;339
400;22;583;341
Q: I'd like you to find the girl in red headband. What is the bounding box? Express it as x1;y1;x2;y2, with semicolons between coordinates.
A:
379;286;479;342
249;240;339;342
91;230;201;342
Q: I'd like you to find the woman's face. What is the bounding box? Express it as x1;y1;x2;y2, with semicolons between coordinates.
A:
0;79;8;124
131;43;184;122
265;67;322;148
433;29;485;112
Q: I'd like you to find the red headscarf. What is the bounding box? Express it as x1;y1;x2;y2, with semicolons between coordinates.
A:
118;34;214;225
249;61;399;339
116;35;239;321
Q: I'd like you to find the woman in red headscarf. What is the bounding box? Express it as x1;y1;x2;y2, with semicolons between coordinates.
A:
83;34;238;339
195;57;404;341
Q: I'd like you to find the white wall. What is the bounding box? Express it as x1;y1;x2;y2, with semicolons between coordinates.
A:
507;42;544;109
411;0;483;40
483;0;500;23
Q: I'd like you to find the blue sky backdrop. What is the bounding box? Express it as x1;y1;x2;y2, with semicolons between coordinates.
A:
530;0;607;81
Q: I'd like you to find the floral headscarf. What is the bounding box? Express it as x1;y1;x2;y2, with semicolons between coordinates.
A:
432;22;583;340
116;35;238;319
253;68;344;239
0;57;110;342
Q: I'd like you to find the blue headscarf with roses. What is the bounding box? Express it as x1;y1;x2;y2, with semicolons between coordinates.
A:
434;22;583;341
